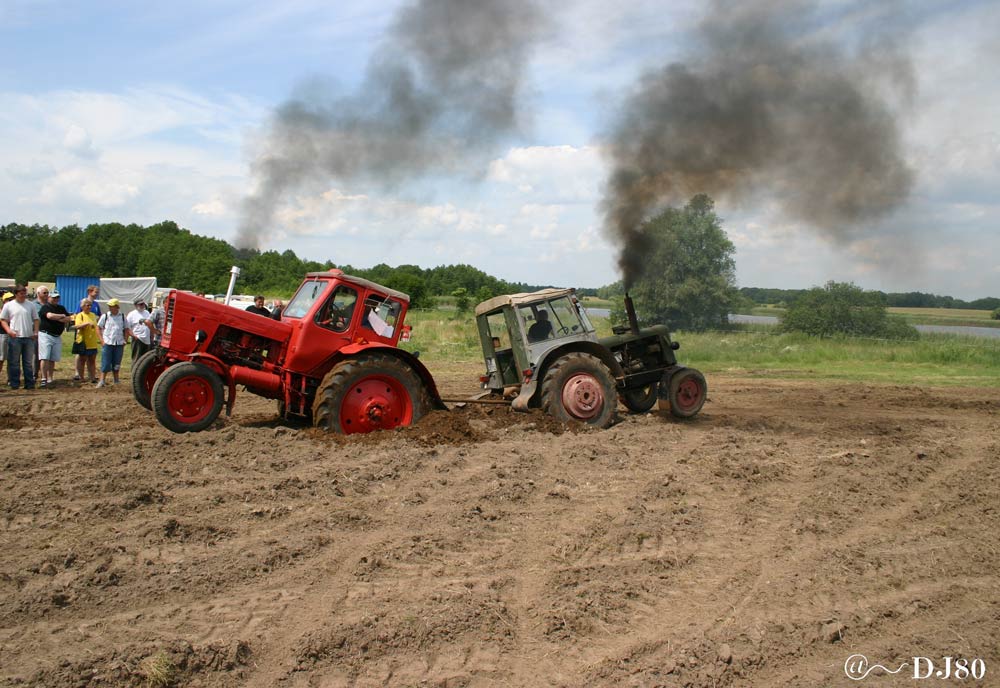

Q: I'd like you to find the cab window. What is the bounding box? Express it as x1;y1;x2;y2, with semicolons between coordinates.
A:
361;296;402;338
316;285;358;332
487;312;511;350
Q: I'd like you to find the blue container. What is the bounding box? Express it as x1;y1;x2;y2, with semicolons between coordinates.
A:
55;275;100;313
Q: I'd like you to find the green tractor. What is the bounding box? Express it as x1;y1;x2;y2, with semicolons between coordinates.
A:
474;289;707;428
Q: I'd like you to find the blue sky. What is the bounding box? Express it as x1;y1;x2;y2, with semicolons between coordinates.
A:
2;0;998;299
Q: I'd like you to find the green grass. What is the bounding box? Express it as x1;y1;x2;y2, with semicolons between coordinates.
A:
675;329;1000;387
401;308;1000;387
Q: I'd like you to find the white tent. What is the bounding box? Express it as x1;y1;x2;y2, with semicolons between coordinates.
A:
98;277;157;316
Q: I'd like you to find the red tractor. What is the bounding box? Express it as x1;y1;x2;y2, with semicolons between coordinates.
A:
133;270;443;434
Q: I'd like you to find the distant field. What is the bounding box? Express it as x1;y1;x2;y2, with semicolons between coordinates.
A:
738;305;1000;329
888;307;993;319
580;296;615;309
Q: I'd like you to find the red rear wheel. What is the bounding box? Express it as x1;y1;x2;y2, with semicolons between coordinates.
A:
561;372;606;421
540;352;617;428
313;354;430;435
339;374;412;433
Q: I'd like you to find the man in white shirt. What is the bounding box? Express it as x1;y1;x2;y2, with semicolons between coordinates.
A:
0;286;40;389
126;298;157;361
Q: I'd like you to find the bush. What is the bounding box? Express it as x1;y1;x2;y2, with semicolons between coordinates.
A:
993;307;1000;320
780;281;918;340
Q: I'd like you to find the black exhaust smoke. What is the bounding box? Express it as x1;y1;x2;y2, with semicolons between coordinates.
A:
602;0;915;289
237;0;548;249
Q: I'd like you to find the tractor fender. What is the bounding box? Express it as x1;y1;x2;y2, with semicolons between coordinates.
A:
332;344;446;410
173;352;230;380
524;341;626;409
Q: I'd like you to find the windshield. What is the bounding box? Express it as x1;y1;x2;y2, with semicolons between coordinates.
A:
284;280;328;319
519;296;584;343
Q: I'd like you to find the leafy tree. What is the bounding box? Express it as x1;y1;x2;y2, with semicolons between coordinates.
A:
626;194;740;331
992;307;1000;321
780;281;917;339
452;287;470;313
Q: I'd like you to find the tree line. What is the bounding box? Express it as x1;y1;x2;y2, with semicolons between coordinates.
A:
0;222;547;308
739;286;999;311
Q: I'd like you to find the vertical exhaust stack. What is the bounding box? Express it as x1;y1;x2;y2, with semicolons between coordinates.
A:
624;293;640;335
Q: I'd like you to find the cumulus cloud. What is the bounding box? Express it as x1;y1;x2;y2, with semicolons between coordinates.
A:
488;145;602;202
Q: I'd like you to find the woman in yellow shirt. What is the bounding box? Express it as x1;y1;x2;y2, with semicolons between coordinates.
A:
74;298;99;382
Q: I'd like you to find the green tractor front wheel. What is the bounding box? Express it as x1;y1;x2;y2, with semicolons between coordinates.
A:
658;368;707;419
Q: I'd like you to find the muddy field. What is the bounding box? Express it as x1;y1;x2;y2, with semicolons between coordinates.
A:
2;363;999;687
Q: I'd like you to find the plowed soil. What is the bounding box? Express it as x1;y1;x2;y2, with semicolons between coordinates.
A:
2;364;999;687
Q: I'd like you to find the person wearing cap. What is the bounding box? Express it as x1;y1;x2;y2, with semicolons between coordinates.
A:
246;295;271;317
36;288;73;387
0;285;40;390
96;298;130;388
73;298;100;383
126;298;157;361
0;291;13;384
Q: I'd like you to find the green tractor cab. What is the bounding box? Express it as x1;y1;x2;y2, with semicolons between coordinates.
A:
474;289;707;427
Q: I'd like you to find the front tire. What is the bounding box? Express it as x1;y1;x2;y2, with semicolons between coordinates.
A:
313;353;430;434
658;368;707;418
131;350;167;411
540;352;617;428
151;362;225;433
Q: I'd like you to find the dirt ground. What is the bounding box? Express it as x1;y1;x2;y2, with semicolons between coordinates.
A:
1;362;998;687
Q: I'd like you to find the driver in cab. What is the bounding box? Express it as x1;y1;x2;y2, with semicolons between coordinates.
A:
527;310;554;343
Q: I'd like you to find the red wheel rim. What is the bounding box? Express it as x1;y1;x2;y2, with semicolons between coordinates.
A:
561;373;605;421
675;377;703;412
166;375;216;424
340;375;413;434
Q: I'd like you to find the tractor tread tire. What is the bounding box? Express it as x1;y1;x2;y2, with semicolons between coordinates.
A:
667;368;707;419
151;362;225;433
313;353;431;434
131;350;166;411
540;352;617;428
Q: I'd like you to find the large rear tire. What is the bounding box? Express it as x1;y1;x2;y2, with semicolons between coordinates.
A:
313;353;430;434
151;362;225;433
131;350;167;411
620;384;657;414
540;352;617;428
658;368;707;418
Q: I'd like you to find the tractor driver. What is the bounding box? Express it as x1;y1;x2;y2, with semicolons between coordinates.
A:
527;310;554;343
318;288;356;332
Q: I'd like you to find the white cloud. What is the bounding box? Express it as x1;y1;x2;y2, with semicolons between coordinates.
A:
488;145;603;203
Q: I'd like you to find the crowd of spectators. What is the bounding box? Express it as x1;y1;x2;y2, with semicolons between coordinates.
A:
1;285;283;391
1;284;161;390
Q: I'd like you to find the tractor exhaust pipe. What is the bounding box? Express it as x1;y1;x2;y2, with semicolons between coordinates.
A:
624;292;640;335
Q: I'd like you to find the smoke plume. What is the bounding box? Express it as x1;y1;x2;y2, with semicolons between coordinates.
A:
238;0;546;248
603;0;915;288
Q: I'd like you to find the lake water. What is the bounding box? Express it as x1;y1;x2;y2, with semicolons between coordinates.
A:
585;309;1000;339
728;314;1000;339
